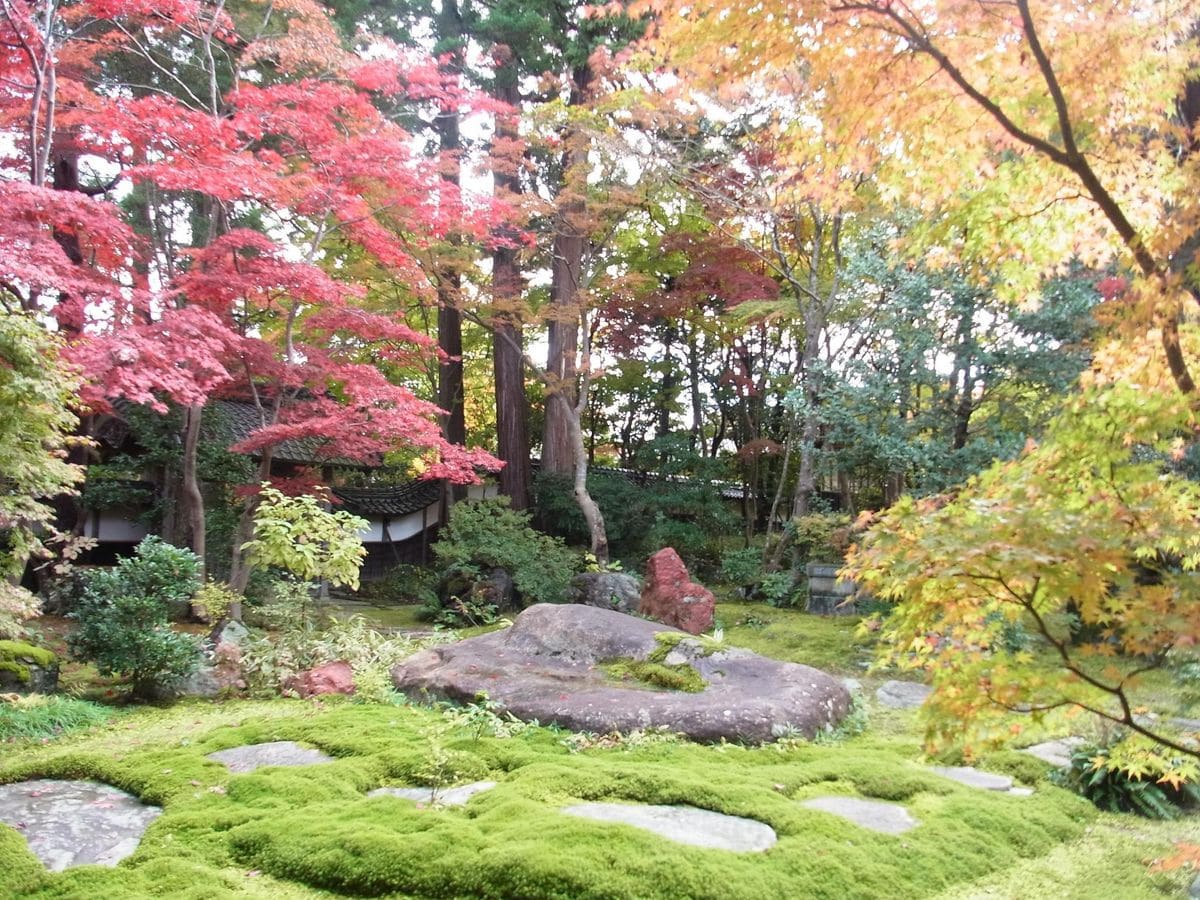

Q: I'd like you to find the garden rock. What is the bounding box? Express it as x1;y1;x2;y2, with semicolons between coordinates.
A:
476;567;517;611
1020;737;1086;768
207;740;333;773
929;766;1013;792
638;548;716;635
0;641;58;695
175;641;245;699
1190;873;1200;899
369;780;496;806
561;802;776;852
875;680;932;710
287;660;355;698
0;779;161;871
801;796;919;835
392;603;851;743
209;619;250;650
568;572;641;614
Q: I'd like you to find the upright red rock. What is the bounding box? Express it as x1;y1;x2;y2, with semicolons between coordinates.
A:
638;548;716;635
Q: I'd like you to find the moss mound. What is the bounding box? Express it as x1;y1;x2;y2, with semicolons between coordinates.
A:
0;700;1103;899
600;658;706;693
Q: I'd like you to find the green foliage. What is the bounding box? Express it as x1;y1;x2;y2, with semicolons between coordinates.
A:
720;546;762;590
1050;743;1200;819
789;513;853;565
441;693;533;742
243;487;369;589
356;564;439;607
419;592;500;628
0;695;112;742
821;252;1097;503
433;497;579;606
534;450;738;571
67;537;203;698
191;581;237;623
846;381;1200;780
0;313;85;636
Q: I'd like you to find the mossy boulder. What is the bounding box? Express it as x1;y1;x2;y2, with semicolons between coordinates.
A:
0;641;58;694
392;603;851;742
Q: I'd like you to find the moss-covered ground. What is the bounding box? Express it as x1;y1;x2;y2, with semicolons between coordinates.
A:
3;602;1196;898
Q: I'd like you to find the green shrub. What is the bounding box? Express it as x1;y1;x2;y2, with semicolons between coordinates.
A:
1050;742;1200;819
192;581;238;623
243;486;368;589
433;498;579;607
790;513;853;565
0;694;112;742
68;537;203;698
720;546;763;592
357;564;439;607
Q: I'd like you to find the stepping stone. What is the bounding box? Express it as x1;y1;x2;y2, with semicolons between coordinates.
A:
929;766;1013;792
369;780;497;806
0;779;161;871
207;740;333;774
801;796;918;835
875;680;931;710
1019;737;1085;768
561;802;776;852
1170;717;1200;734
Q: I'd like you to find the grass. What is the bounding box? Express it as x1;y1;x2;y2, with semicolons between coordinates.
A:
717;601;875;674
0;695;114;742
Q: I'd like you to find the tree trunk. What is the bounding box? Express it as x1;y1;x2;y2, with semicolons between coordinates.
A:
227;450;273;614
557;391;608;563
542;63;593;474
490;76;532;510
181;404;206;578
436;0;467;505
790;313;824;518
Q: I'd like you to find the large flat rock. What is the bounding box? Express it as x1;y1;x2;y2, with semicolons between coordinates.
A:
875;680;932;710
369;781;497;806
392;604;851;743
1020;737;1085;768
0;779;161;871
207;740;333;773
801;796;919;835
929;766;1013;791
562;802;776;852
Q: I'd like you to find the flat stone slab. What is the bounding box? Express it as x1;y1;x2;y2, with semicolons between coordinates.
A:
392;604;850;744
1020;737;1086;768
875;680;932;710
929;766;1013;791
369;781;497;806
0;779;161;871
801;796;919;834
207;740;333;774
562;802;776;852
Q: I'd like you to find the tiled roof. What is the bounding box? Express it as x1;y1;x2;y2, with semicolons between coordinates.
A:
332;480;442;517
208;400;364;467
